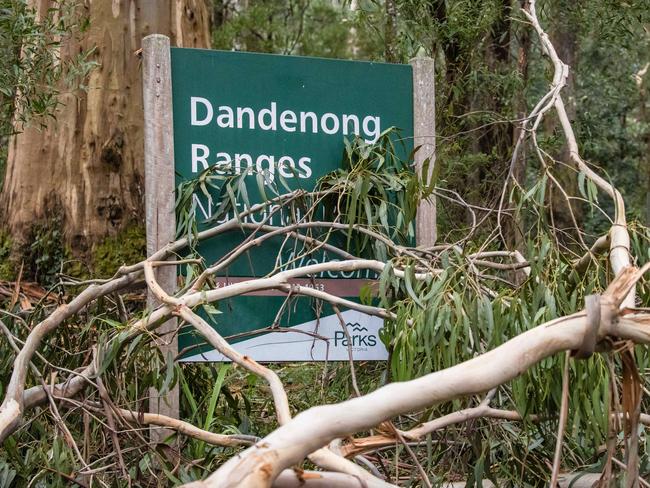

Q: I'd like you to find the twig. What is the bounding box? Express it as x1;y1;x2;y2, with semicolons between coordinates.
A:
332;305;360;397
84;401;258;447
550;352;570;486
95;374;129;480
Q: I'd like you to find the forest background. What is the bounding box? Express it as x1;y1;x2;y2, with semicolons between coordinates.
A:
0;0;648;486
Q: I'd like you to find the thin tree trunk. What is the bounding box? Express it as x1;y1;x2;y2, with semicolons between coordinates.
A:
479;0;512;155
385;0;398;63
513;0;530;187
636;63;649;226
469;0;513;227
0;0;211;254
546;1;582;245
348;0;360;58
507;0;531;254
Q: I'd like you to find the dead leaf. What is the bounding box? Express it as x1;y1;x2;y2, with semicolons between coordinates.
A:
19;295;32;311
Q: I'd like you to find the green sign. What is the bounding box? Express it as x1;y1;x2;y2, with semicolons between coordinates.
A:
171;48;413;361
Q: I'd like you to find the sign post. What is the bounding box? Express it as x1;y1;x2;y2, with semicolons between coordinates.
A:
142;34;179;438
410;57;436;247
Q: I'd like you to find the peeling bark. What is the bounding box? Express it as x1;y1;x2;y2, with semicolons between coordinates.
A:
0;0;211;252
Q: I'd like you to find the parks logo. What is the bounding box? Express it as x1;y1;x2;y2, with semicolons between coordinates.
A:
334;322;378;349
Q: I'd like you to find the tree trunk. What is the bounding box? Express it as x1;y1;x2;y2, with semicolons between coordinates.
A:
466;0;513;228
348;0;360;58
0;0;211;255
512;0;530;187
546;0;582;245
506;0;531;254
636;63;649;226
478;0;512;156
385;0;398;63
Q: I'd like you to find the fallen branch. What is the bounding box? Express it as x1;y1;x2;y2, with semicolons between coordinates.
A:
87;402;258;447
191;301;650;487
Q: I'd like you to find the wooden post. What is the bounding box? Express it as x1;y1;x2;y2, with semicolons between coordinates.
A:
142;34;179;441
410;57;436;246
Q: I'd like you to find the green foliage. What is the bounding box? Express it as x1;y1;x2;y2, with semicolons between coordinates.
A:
212;0;382;60
573;1;650;228
175;361;387;482
91;225;146;278
388;0;650;238
0;231;13;280
372;230;649;482
396;0;510;60
0;0;96;186
318;129;430;254
0;0;94;135
10;215;144;286
381;0;525;240
1;295;197;485
24;216;66;286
